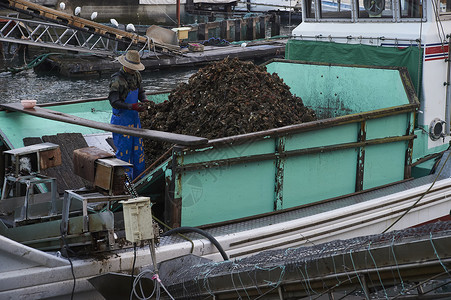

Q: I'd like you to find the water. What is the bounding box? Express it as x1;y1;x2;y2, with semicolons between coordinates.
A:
0;66;198;104
0;23;295;104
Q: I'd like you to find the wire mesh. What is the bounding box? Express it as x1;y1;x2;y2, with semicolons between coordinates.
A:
162;221;451;299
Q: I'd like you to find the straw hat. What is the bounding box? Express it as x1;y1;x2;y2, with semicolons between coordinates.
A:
117;50;145;71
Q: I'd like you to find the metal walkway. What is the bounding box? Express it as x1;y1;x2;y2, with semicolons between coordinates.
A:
0;0;182;56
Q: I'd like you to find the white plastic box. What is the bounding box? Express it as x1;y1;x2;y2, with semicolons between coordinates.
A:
121;197;154;243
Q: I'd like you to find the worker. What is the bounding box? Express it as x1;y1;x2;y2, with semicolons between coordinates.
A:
108;50;147;180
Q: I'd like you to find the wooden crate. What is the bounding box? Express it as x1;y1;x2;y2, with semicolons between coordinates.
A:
94;158;132;195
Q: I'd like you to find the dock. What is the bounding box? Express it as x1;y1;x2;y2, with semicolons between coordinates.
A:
1;0;288;76
35;38;287;77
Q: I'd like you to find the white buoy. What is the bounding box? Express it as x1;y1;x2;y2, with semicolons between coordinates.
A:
74;6;81;16
110;18;119;27
241;42;247;48
126;23;136;32
91;11;98;20
59;2;65;10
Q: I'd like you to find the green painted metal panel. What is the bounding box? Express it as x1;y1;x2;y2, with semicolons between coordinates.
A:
181;137;275;164
285;40;423;95
413;128;429;161
180;160;276;226
365;114;410;140
363;142;407;189
0;100;113;149
412;127;449;162
171;61;417;226
284;123;359;151
283;149;358;209
0;96;172;150
266;62;410;119
147;93;170;104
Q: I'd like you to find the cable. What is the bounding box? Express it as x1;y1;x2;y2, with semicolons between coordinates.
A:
59;224;76;300
131;269;157;300
162;226;229;261
130;244;176;300
431;0;446;43
152;215;195;253
382;150;451;233
153;4;178;25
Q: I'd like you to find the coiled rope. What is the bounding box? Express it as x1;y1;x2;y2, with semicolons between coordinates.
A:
4;52;61;74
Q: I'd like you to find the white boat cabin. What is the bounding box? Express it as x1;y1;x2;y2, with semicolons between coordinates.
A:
292;0;451;162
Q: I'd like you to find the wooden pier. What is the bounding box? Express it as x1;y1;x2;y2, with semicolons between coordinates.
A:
35;38;287;77
1;0;288;76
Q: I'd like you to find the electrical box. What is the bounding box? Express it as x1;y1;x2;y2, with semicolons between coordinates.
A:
121;197;154;243
4;142;61;176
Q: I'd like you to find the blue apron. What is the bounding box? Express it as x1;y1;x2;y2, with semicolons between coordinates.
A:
110;88;145;180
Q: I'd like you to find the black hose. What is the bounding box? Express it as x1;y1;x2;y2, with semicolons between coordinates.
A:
162;226;229;261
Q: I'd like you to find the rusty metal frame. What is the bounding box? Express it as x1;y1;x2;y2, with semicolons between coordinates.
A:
355;120;367;192
201;103;418;148
176;135;416;172
274;136;285;211
165;146;184;228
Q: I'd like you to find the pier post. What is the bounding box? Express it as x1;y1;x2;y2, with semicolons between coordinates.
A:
246;17;256;40
259;16;267;39
227;20;233;40
234;19;241;41
220;20;227;40
198;23;207;41
271;14;281;37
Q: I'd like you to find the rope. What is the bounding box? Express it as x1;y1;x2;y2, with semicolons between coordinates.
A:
430;232;451;276
390;236;406;293
349;249;369;300
144;35;159;59
4;52;61;74
201;37;230;46
367;242;389;299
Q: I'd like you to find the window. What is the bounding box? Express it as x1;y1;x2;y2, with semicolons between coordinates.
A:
303;0;425;21
358;0;395;18
439;0;451;13
319;0;353;18
400;0;423;17
305;0;316;18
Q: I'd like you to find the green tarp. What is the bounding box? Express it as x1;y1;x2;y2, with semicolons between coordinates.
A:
286;39;423;97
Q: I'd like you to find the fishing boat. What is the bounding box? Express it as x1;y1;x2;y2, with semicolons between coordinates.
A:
169;0;300;14
1;0;451;297
225;0;300;13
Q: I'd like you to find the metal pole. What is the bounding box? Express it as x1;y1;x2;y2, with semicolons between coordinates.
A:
177;0;181;28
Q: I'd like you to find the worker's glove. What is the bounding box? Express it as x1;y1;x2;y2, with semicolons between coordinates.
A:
131;103;145;112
